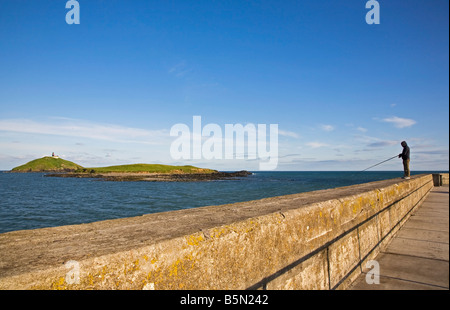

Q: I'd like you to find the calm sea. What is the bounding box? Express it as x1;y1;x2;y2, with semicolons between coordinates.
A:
0;171;442;234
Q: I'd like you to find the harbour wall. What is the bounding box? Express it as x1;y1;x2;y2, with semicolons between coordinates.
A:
0;174;436;290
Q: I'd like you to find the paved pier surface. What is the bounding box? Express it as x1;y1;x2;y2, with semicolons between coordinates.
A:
350;186;449;290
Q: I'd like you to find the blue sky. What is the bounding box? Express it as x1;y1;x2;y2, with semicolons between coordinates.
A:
0;0;448;171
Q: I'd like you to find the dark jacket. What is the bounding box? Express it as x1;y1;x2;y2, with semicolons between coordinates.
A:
399;143;410;160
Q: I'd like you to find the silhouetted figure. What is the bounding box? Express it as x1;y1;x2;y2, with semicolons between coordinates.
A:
398;141;410;179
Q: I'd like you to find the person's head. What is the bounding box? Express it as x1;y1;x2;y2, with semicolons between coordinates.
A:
401;141;407;147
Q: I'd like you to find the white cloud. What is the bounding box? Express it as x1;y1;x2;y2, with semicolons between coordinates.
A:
278;130;300;138
381;116;417;128
168;61;191;78
320;124;335;132
357;127;367;133
366;140;398;148
0;118;169;145
306;142;329;148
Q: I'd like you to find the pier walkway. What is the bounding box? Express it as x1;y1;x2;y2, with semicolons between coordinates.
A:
350;186;449;290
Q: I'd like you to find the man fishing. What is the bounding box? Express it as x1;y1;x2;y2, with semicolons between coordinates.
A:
398;141;410;179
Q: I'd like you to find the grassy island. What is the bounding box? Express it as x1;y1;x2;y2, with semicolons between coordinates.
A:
11;157;83;172
12;157;217;174
11;156;250;181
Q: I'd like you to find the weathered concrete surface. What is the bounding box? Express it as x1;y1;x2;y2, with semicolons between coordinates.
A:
444;173;450;185
0;174;434;290
350;186;449;290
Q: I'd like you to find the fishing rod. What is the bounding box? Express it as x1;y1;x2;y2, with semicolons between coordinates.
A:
361;155;398;172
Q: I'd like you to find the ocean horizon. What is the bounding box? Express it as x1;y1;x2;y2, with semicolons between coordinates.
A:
0;170;446;234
